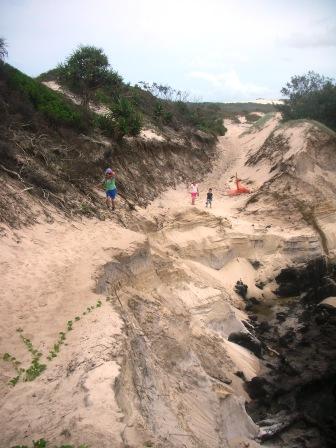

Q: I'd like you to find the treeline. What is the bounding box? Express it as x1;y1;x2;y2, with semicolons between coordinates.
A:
278;71;336;131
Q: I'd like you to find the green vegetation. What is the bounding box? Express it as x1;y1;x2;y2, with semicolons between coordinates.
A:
1;63;88;130
38;47;227;137
245;112;261;123
196;101;276;115
138;81;189;102
173;101;276;135
20;333;46;381
57;45;122;109
250;112;274;128
25;358;47;382
0;37;8;61
1;39;284;142
110;97;142;140
95;97;142;140
168;101;226;135
135;82;227;135
153;102;173;125
2;331;46;384
278;71;336;131
276;118;336;137
240;112;275;136
2;299;105;385
3;42;236;140
12;439;88;448
2;351;24;385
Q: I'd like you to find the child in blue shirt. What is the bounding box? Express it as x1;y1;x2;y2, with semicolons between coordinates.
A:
103;168;117;210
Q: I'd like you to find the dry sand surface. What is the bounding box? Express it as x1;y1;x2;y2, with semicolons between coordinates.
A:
42;81;110;115
1;114;335;447
139;128;165;141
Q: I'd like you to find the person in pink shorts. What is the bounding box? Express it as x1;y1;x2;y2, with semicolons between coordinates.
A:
190;182;199;205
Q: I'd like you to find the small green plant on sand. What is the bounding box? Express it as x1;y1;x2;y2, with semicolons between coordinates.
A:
24;358;47;381
3;298;106;385
12;439;89;448
46;297;106;362
2;335;46;384
9;375;21;386
144;442;154;448
20;335;46;382
3;352;23;374
48;332;66;360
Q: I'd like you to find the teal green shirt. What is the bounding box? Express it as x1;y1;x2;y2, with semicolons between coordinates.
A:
103;178;116;191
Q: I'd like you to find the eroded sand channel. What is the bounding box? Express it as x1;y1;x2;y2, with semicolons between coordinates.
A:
1;115;336;447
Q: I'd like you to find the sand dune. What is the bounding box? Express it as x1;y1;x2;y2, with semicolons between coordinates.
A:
1;114;335;447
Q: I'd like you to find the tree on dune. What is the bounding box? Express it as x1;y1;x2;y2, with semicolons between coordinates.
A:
57;45;122;109
279;71;336;131
0;37;8;61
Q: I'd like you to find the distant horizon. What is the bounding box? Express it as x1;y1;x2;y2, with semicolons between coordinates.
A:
1;0;335;102
194;98;285;104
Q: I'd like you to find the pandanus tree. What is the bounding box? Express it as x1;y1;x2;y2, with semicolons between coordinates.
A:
0;37;8;62
57;45;121;109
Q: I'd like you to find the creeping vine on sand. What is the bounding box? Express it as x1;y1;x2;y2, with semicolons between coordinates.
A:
12;439;88;448
2;299;105;385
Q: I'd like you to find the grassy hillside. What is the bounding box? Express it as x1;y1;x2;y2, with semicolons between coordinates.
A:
37;68;227;137
0;62;217;228
2;64;90;131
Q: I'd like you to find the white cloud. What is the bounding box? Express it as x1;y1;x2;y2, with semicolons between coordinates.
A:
188;69;269;97
278;25;336;48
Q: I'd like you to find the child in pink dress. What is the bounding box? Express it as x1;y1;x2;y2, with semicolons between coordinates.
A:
190;182;199;205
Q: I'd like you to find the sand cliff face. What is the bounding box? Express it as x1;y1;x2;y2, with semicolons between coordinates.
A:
244;120;336;257
1;115;335;447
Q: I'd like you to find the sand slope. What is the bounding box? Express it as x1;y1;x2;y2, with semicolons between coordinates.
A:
1;115;335;447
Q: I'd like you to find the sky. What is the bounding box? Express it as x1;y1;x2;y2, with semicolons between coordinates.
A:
1;0;336;102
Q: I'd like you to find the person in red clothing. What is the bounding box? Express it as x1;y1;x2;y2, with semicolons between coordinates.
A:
190;182;199;205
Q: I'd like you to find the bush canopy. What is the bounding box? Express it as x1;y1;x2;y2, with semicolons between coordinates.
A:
278;71;336;131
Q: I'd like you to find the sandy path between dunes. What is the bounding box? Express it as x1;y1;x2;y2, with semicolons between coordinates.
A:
1;115;322;448
145;113;281;232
